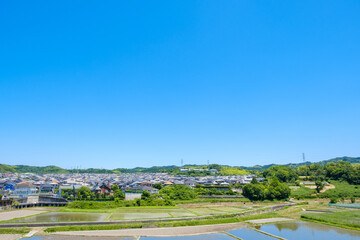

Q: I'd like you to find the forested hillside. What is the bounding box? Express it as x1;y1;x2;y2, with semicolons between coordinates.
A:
0;156;359;174
0;164;17;173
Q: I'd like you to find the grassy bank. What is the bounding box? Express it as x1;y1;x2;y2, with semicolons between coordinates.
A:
0;227;30;234
175;198;250;204
45;222;144;232
157;212;279;228
60;206;180;213
301;210;360;231
67;199;174;209
44;212;279;232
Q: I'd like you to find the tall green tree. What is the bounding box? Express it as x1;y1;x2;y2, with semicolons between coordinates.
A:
111;184;119;192
315;180;324;193
113;190;125;200
160;185;196;200
153;183;163;190
242;183;265;201
263;166;298;182
141;191;151;200
76;186;91;199
243;176;290;201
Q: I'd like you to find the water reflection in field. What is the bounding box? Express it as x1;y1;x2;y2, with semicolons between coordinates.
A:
22;237;135;240
13;212;108;222
259;221;360;240
18;221;360;240
228;228;276;240
141;233;234;240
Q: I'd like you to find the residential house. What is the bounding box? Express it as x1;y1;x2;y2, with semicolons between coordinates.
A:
13;182;37;197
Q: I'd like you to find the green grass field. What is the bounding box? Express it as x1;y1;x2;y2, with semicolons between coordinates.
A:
291;186;317;199
320;181;360;198
290;181;360;200
301;210;360;230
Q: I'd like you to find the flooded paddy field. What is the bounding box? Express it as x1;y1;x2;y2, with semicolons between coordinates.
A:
22;237;135;240
141;233;235;240
109;212;171;220
258;221;360;240
186;206;246;216
0;209;47;222
20;221;360;240
5;206;249;223
109;208;197;220
12;212;108;222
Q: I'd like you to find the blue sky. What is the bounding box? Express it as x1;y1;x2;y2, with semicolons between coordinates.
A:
1;1;359;169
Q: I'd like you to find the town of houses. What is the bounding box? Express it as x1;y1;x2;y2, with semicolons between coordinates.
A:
0;171;263;205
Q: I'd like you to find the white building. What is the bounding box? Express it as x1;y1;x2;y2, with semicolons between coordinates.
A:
13;182;37;197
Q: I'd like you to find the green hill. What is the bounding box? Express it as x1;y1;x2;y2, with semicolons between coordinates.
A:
13;165;69;174
1;156;359;174
0;164;17;173
241;156;360;171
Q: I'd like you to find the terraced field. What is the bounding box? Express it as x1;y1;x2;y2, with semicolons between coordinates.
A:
108;206;245;220
7;206;251;223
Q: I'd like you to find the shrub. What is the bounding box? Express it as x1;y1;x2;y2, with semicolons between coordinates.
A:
243;183;265;201
160;185;196;200
67;198;173;209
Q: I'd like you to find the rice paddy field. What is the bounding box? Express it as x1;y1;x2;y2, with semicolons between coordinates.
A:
5;199;359;240
6;205;252;223
99;205;249;221
12;212;108;222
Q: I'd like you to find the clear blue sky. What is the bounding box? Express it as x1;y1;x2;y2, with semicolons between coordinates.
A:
1;1;359;169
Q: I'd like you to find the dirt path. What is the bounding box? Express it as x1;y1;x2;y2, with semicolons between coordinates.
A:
52;222;249;237
0;234;21;240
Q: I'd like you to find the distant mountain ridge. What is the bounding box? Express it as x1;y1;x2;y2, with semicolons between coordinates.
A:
241;156;360;171
1;156;359;174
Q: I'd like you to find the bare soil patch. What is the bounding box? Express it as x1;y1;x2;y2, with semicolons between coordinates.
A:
0;209;47;221
0;234;22;240
305;184;335;193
